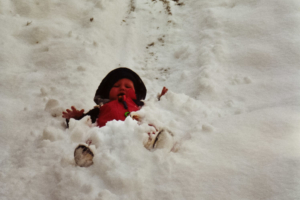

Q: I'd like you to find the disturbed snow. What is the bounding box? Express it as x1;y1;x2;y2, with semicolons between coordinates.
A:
1;0;300;199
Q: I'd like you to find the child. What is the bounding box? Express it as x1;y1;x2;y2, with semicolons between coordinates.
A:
63;68;168;167
63;67;167;127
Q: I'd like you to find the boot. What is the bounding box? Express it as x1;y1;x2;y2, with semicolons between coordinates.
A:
74;144;94;167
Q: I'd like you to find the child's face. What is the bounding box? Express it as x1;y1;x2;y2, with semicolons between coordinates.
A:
109;78;135;101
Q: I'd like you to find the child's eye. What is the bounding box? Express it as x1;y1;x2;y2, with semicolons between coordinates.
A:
125;85;132;88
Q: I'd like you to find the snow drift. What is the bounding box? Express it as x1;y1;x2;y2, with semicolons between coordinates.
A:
1;0;300;199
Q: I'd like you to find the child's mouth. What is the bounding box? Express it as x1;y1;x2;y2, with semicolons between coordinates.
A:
118;92;125;96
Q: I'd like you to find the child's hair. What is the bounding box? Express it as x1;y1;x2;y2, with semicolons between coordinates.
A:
94;68;147;104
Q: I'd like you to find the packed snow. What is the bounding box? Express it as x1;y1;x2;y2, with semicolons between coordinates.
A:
1;0;300;199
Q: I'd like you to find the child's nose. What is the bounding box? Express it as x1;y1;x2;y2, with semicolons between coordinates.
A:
119;85;126;90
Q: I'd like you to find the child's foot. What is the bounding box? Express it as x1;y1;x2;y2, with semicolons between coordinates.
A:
153;129;174;149
74;144;94;167
144;130;159;150
144;129;174;150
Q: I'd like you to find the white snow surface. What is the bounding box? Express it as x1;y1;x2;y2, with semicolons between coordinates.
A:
1;0;300;199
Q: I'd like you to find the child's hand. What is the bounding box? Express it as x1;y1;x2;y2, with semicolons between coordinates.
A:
161;87;168;96
62;106;84;120
158;87;168;100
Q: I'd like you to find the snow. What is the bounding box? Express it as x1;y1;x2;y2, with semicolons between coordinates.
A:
1;0;300;199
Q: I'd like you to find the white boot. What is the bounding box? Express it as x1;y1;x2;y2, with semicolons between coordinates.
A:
153;129;174;150
144;129;174;150
74;144;94;167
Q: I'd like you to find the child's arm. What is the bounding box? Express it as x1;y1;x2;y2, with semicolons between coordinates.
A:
62;106;100;127
158;87;168;100
83;106;100;123
62;106;84;120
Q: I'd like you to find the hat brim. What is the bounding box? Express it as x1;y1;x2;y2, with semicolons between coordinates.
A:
94;68;147;104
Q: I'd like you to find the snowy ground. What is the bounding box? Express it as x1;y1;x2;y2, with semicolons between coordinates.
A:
1;0;300;199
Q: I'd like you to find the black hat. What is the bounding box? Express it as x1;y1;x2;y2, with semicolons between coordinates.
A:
94;68;147;104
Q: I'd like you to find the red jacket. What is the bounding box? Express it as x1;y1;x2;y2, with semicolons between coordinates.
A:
97;96;140;127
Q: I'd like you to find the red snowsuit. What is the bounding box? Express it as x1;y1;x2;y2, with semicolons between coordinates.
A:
97;96;140;127
95;88;140;127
